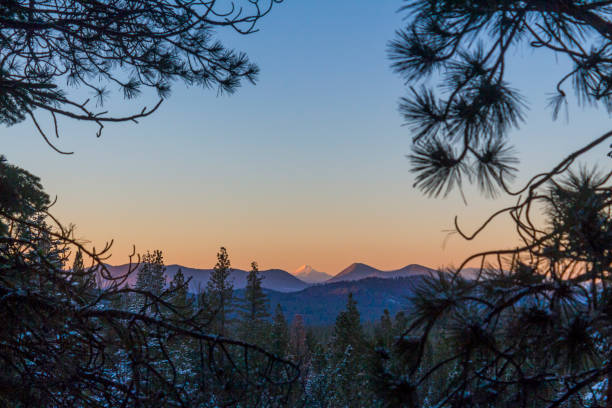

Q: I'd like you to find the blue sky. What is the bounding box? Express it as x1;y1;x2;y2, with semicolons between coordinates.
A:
3;0;611;273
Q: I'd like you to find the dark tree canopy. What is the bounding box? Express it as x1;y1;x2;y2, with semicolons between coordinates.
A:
0;158;299;407
0;0;281;152
368;169;612;406
384;170;612;407
0;155;50;237
390;0;612;197
384;2;612;407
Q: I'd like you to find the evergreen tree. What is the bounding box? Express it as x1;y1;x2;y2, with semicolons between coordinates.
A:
326;293;373;406
289;314;308;360
375;309;394;349
385;1;612;405
0;156;49;234
169;267;191;314
71;249;96;294
134;250;166;295
166;268;195;381
238;261;269;343
72;248;84;274
271;304;290;357
333;292;365;358
132;250;166;313
305;346;379;408
240;261;269;322
206;247;234;336
0;1;282;147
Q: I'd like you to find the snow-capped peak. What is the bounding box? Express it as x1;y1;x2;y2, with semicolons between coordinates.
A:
295;264;316;275
294;265;332;284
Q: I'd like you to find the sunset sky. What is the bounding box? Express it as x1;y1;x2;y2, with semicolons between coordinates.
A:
4;0;611;275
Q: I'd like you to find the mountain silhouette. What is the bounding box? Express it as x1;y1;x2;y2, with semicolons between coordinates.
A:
327;262;434;283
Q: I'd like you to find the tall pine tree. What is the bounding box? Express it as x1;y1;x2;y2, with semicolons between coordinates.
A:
206;247;234;336
238;261;269;342
375;309;393;350
305;294;375;407
270;304;289;358
169;267;191;315
132;250;166;314
332;292;365;358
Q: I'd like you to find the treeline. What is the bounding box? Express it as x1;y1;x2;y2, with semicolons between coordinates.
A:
1;157;298;407
107;245;418;407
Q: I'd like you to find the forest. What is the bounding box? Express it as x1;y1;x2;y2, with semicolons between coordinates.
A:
3;0;612;407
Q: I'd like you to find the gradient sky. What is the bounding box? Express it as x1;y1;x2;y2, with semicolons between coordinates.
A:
3;0;612;275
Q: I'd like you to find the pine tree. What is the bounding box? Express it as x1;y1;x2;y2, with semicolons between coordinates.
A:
332;292;365;358
385;3;612;405
71;249;96;303
169;268;191;314
329;293;373;406
242;262;269;321
375;309;393;349
132;250;166;313
305;346;378;408
238;261;269;343
166;268;194;381
270;304;289;357
72;248;84;275
289;314;307;360
206;247;234;336
1;1;281;147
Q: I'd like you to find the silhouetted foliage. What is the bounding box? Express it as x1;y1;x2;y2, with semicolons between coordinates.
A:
206;246;234;337
390;0;612;197
387;1;612;407
238;261;270;345
0;158;299;407
0;0;282;152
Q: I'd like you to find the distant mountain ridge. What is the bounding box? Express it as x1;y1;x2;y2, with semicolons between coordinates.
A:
100;261;438;293
101;264;309;293
294;265;332;284
327;262;435;283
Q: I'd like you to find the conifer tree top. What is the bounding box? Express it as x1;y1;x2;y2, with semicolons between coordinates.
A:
391;0;612;197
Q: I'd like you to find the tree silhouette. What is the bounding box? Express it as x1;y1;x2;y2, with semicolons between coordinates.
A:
206;246;234;337
1;0;282;152
0;158;299;407
238;261;270;345
0;1;300;405
386;1;612;406
390;0;612;197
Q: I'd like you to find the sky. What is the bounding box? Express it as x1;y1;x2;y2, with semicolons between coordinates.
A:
3;0;612;275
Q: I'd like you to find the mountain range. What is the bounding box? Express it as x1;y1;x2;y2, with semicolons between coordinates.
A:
101;264;308;293
100;262;441;325
101;262;437;293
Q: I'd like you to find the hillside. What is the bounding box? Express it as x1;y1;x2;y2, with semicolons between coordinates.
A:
235;276;424;325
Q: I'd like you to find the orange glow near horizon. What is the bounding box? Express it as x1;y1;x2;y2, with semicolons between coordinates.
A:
6;0;609;278
58;185;524;276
